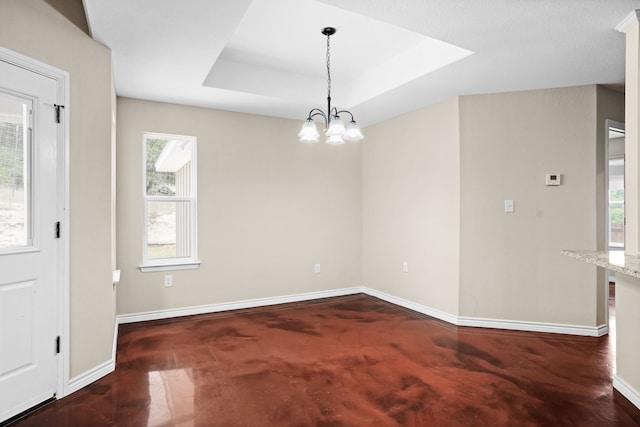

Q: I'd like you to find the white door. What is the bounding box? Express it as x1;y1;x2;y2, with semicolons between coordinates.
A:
0;59;60;422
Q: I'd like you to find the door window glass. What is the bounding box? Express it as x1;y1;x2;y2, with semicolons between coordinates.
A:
0;93;30;250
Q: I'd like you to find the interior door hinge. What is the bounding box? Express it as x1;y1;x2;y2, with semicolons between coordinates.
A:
54;104;65;124
56;336;60;354
55;222;61;239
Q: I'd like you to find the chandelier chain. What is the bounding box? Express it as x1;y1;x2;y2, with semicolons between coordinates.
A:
326;32;331;101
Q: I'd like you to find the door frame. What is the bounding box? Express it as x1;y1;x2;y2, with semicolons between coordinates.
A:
0;46;70;399
605;119;625;255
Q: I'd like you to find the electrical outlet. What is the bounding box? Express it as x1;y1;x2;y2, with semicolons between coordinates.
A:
164;274;173;287
402;261;409;273
314;263;321;274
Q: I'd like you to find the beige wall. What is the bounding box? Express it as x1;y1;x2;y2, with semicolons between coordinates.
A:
362;85;623;330
458;85;623;326
362;98;461;315
0;0;116;378
116;98;362;315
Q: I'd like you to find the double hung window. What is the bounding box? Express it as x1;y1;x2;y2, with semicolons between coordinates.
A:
141;132;198;271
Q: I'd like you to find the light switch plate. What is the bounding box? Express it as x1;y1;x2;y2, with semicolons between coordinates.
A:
504;199;514;213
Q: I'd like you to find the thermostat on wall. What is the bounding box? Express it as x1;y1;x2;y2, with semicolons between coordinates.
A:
545;173;561;186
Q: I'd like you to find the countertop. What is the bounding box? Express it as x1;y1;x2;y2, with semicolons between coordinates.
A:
561;250;640;279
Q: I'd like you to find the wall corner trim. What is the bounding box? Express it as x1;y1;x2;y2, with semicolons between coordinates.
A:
613;374;640;410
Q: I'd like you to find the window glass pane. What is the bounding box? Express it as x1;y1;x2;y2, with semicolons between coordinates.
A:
146;200;192;259
145;138;192;197
608;157;624;248
0;94;29;250
609;188;624;202
609;202;624;247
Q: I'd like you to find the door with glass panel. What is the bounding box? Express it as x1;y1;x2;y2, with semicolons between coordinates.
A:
0;59;60;422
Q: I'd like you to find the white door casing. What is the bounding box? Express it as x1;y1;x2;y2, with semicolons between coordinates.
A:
0;48;68;423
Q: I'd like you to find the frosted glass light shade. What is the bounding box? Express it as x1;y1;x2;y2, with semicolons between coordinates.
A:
343;121;364;141
326;118;346;137
298;119;320;143
326;134;345;145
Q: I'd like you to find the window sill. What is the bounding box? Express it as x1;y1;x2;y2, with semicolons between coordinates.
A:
139;261;200;273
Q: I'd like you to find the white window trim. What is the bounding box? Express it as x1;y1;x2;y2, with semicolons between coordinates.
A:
139;262;200;273
139;132;199;272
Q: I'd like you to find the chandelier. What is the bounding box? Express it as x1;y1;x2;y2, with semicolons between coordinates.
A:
298;27;364;144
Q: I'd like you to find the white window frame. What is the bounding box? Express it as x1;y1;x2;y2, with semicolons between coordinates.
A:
139;132;199;272
608;185;624;249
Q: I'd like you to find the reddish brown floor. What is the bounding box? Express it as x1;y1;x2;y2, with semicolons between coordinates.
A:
10;294;640;426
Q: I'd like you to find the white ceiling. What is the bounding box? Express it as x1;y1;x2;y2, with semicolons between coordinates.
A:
84;0;640;127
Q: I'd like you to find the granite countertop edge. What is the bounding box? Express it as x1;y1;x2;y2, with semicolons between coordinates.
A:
561;250;640;279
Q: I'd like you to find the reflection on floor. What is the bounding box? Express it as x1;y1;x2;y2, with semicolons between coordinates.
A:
11;294;640;426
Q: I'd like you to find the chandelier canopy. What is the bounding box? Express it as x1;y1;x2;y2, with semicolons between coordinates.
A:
298;27;364;145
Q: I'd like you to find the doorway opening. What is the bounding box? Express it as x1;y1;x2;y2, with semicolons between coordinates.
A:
605;119;624;357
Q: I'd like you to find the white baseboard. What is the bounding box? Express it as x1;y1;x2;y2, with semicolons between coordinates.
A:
613;374;640;410
67;358;115;396
362;287;605;337
117;285;607;339
60;320;118;398
458;316;606;337
117;286;363;324
362;287;459;325
596;323;609;337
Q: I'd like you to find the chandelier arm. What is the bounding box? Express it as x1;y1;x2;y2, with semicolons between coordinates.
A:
308;109;328;127
334;110;355;122
307;108;325;118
